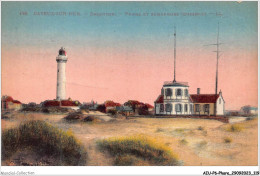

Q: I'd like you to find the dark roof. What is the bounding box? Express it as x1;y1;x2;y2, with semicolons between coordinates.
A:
2;96;22;104
2;96;14;102
12;100;22;104
104;101;121;107
43;100;79;107
155;95;164;103
163;81;189;87
145;103;154;109
190;94;219;103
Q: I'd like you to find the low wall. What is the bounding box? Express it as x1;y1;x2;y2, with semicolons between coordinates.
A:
154;115;229;123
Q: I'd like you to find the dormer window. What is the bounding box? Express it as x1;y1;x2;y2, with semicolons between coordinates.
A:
176;89;182;96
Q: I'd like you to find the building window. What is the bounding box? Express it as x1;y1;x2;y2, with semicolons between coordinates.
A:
160;104;164;112
165;88;173;97
190;104;193;113
166;103;172;112
219;99;221;104
204;104;209;112
176;89;182;96
161;88;164;95
185;104;188;112
185;89;188;97
175;104;182;112
195;104;200;112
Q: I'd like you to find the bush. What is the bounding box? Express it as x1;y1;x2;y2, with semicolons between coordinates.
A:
226;124;243;132
197;140;208;148
97;134;180;166
197;126;204;131
64;112;85;120
114;154;149;166
156;128;164;133
223;137;232;143
107;109;117;115
137;106;149;115
179;139;188;145
83;116;101;123
2;120;87;165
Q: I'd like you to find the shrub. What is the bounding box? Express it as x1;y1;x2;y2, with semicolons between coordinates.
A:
226;124;243;132
107;109;117;115
175;128;185;133
197;140;208;148
83;116;101;123
197;126;204;131
223;137;232;143
137;106;149;115
2;120;87;166
64;112;85;120
114;154;149;166
97;134;180;166
156;128;164;133
179;139;188;145
97;104;106;113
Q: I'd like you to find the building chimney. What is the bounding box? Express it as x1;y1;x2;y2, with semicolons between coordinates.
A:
197;88;200;95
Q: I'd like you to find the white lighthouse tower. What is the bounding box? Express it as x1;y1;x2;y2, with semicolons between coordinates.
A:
56;47;68;100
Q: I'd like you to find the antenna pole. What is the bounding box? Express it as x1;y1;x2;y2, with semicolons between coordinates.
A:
215;22;219;95
173;26;176;82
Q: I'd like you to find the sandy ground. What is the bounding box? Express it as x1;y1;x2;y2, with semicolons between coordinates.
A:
1;112;258;166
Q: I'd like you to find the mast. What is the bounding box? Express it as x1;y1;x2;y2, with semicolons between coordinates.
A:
173;26;176;82
204;22;222;95
204;23;222;116
215;22;220;95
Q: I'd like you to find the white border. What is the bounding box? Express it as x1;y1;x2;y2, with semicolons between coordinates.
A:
0;0;259;175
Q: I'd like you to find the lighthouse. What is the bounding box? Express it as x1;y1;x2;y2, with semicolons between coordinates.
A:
56;47;68;100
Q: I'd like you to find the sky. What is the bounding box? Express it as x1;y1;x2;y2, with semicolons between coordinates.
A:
1;1;258;110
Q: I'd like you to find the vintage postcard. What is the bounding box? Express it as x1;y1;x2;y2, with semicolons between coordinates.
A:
1;1;259;175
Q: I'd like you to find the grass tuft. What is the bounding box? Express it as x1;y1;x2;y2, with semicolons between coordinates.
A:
179;139;188;145
197;140;208;148
175;128;186;133
97;134;180;166
226;124;243;132
223;137;232;143
155;128;164;133
197;126;204;131
2;120;87;165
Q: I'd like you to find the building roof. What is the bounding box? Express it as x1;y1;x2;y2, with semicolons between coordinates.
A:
104;100;121;107
145;103;154;109
163;81;189;87
43;100;79;107
2;96;22;104
241;105;258;111
2;96;14;102
154;95;164;103
190;94;219;103
12;100;22;104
